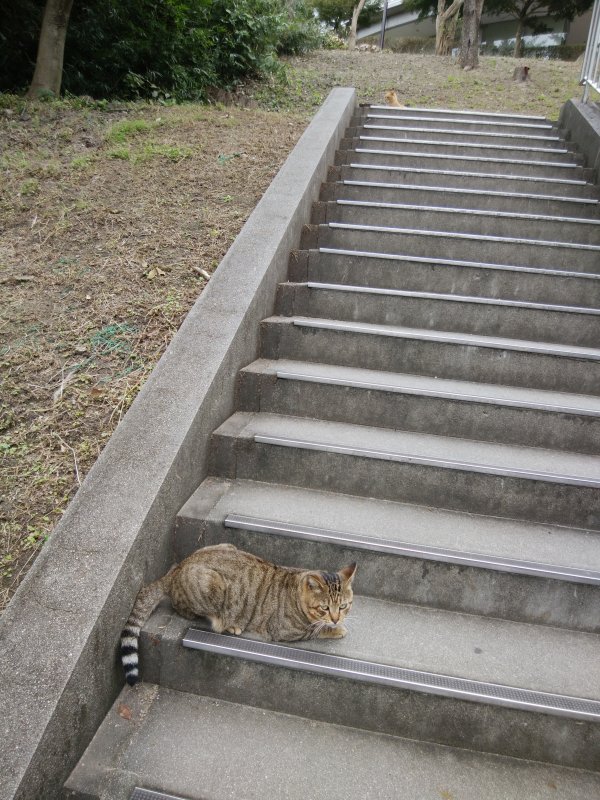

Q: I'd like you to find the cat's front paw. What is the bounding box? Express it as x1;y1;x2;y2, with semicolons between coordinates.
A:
319;624;347;639
226;626;242;635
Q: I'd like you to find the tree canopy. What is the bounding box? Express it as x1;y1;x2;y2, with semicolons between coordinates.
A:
313;0;382;35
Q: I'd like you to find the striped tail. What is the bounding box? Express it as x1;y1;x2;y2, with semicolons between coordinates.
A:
121;577;169;686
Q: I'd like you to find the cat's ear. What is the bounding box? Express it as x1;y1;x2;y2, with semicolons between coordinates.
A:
304;572;326;592
339;562;357;584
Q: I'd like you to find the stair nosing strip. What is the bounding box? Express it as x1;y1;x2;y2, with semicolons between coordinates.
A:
363;124;562;142
335;198;600;227
367;105;548;121
274;368;600;417
355;147;577;170
318;246;600;280
291;317;600;361
358;135;569;155
340;180;599;206
327;221;600;251
366;113;555;130
348;163;588;186
131;790;188;800
182;629;600;721
253;433;600;488
304;281;600;315
224;513;600;585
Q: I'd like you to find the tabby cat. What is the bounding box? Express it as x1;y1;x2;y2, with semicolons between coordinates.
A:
121;543;357;685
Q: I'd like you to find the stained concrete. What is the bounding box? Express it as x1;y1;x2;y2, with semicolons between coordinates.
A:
64;684;600;800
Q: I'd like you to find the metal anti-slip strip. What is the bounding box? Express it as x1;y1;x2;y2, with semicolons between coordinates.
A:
335;198;600;227
131;790;190;800
293;317;600;361
254;433;600;488
224;513;600;585
349;163;587;186
355;147;577;170
275;369;600;417
359;135;568;155
366;113;554;130
305;281;600;315
341;180;598;205
318;247;600;280
182;629;600;721
363;124;561;142
367;105;547;121
329;221;600;251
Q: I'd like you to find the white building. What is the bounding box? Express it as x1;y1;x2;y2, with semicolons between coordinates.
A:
358;1;593;49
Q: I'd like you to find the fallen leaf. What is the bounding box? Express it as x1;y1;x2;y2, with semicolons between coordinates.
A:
117;703;132;720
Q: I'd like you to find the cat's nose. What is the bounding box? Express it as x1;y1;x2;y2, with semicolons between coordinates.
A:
330;611;340;624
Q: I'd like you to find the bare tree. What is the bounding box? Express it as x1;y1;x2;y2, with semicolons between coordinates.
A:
459;0;484;68
348;0;369;49
27;0;74;98
435;0;464;55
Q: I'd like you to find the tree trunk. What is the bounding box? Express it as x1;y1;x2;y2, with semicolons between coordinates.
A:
458;0;484;69
348;0;368;50
27;0;74;98
435;0;464;57
513;17;525;58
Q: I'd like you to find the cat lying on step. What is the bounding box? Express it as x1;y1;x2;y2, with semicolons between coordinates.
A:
121;543;357;686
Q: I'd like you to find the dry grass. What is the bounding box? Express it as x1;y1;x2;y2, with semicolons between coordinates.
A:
0;98;310;610
0;49;585;611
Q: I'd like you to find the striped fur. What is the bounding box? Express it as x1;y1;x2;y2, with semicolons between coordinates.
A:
120;571;173;686
120;544;357;685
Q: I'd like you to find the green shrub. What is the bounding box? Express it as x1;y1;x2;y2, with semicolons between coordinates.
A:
0;0;321;100
277;0;325;55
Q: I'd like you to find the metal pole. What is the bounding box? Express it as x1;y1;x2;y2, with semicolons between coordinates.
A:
379;0;389;50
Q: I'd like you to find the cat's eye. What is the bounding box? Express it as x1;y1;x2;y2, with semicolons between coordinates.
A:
340;603;348;609
319;604;329;611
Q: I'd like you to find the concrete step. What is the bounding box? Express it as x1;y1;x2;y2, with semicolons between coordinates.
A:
314;198;600;245
346;123;575;150
338;148;590;182
304;222;600;273
361;104;553;125
210;412;600;528
341;135;584;164
236;358;600;454
276;282;600;348
133;599;600;770
262;313;600;395
63;683;600;799
354;109;560;136
321;178;600;218
175;475;600;631
339;162;600;199
290;248;600;309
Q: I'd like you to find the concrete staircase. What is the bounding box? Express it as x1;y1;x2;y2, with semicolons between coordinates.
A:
65;104;600;800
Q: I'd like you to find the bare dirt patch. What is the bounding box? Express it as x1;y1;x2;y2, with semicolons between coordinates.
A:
0;99;310;609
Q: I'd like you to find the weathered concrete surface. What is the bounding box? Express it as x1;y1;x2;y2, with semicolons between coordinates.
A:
560;99;600;179
0;87;356;800
64;683;600;800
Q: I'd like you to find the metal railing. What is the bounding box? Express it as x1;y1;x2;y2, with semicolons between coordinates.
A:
581;0;600;102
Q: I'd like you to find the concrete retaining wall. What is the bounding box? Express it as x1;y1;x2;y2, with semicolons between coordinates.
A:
0;87;357;800
559;98;600;181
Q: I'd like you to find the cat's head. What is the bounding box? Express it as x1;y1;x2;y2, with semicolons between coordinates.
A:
299;563;357;628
